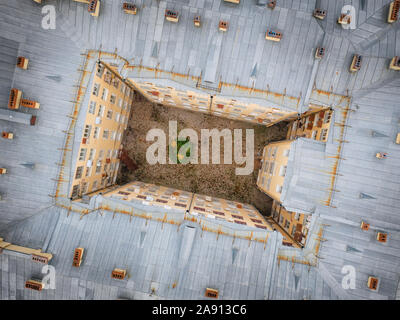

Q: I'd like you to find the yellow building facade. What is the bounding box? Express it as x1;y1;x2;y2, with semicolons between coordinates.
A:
287;107;333;141
268;200;310;248
257;140;292;202
104;181;272;231
104;181;193;212
189;194;272;230
131;81;298;126
70;62;134;199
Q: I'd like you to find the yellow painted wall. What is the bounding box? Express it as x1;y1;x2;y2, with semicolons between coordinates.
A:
256;140;292;202
287;107;333;142
131;81;298;126
104;181;193;212
189;194;272;230
269;200;310;248
103;181;272;230
70;62;134;199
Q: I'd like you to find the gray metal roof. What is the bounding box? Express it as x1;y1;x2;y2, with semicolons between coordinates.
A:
0;0;400;300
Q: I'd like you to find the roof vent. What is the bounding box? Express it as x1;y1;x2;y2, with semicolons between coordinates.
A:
111;268;127;280
122;3;137;15
8;89;22;110
21;99;40;109
88;0;100;17
73;248;84;267
2;132;13;140
315;47;325;59
388;0;400;23
16;56;29;69
350;55;362;72
219;20;228;32
165;10;179;22
31;254;49;264
25;280;43;291
389;56;400;70
265;29;282;41
194;16;201;27
376;232;388;243
0;168;7;175
313;9;326;20
267;1;276;9
338;13;351;25
360;221;370;231
367;276;379;290
205;288;219;299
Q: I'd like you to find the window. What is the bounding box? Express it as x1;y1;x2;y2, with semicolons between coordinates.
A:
93;127;100;139
265;178;271;190
96;162;102;174
115;113;120;123
231;214;243;220
110;94;116;104
271;147;277;158
107;110;113;119
101;88;108;101
85;166;91;177
92;181;98;190
88;101;96;114
107;150;112;159
279;165;287;177
83;125;92;139
97;105;105;117
92;83;100;96
264;161;269;173
112;79;119;89
269;162;275;175
120;115;125;124
75;166;83;179
311;130;317;140
98;150;104;159
81;182;88;195
321;128;328;141
88;148;96;160
118;98;123;108
284;220;290;230
276;185;283;193
103;130;109;139
283;149;290;157
71;185;80;198
117;132;122;141
79;148;87;161
111;131;116;140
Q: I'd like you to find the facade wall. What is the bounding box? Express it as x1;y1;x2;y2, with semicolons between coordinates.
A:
189;194;272;230
268;200;310;248
103;181;271;230
70;63;134;199
104;181;193;212
256;140;292;202
131;81;298;126
287;107;333;142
